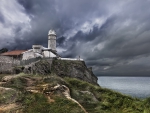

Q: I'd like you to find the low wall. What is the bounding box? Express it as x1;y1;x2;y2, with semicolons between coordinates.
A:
0;56;21;73
60;58;83;61
0;56;13;63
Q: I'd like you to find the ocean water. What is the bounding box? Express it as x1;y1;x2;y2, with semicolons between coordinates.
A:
98;77;150;98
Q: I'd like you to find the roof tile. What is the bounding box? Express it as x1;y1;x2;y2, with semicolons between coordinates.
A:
0;50;26;56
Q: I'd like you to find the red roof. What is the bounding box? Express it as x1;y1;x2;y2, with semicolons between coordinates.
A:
0;50;26;56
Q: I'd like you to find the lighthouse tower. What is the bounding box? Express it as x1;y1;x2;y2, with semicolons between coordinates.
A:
48;30;57;51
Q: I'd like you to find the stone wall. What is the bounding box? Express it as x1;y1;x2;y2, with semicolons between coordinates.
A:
0;56;12;73
0;56;20;73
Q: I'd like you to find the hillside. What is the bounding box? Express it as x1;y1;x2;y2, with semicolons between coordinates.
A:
0;59;150;113
0;73;150;113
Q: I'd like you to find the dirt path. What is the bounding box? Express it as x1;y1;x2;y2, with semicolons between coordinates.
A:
53;84;88;113
0;103;19;112
1;74;21;82
23;77;35;86
0;82;5;85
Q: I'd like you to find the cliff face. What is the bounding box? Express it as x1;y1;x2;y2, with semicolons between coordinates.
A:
51;60;98;85
23;59;98;85
0;60;149;113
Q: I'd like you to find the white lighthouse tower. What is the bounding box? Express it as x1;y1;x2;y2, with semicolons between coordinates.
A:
48;30;57;51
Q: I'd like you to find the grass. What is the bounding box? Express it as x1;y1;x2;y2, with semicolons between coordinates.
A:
22;93;84;113
143;97;150;113
64;77;145;113
1;73;150;113
2;76;28;91
0;87;19;105
0;74;9;81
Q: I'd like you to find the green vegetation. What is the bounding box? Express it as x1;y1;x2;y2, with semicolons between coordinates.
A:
0;73;150;113
12;66;24;74
22;93;84;113
0;74;8;81
0;48;8;54
0;88;18;105
2;77;27;91
64;77;145;113
143;97;150;113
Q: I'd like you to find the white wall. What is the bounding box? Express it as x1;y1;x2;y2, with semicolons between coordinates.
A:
60;58;83;61
48;35;56;50
43;51;56;58
22;50;35;60
32;45;42;53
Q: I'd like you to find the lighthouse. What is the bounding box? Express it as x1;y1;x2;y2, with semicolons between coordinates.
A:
48;30;57;51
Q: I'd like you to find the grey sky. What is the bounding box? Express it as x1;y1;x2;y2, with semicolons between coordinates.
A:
0;0;150;76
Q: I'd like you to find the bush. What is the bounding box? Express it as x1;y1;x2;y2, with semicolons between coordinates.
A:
2;77;27;91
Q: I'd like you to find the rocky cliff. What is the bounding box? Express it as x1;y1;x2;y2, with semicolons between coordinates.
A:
23;59;98;85
51;59;98;85
1;59;149;113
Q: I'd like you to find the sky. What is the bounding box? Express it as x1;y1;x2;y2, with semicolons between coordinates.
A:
0;0;150;76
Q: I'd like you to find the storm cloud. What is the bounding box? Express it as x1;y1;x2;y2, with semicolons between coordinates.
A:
0;0;150;76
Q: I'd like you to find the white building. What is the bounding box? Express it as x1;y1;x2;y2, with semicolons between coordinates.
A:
22;30;58;60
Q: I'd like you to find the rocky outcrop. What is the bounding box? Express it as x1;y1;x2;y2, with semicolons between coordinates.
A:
27;83;88;113
51;59;98;85
23;59;98;85
1;74;22;82
52;84;88;113
24;59;52;75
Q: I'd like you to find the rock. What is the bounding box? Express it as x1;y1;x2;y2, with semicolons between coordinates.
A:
1;75;20;82
51;59;98;85
23;59;98;85
24;59;51;75
52;84;88;113
2;76;15;82
80;91;98;102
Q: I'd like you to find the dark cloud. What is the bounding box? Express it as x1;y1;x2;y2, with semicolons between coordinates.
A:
0;12;5;23
17;0;33;13
1;0;150;76
57;36;66;47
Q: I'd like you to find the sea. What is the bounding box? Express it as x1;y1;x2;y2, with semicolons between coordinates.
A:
98;77;150;98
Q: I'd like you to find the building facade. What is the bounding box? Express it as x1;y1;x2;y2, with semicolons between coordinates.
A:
22;29;57;60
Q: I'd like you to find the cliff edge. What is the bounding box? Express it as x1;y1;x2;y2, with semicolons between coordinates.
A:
51;59;98;85
23;59;98;85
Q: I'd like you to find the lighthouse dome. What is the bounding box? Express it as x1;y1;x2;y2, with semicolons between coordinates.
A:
48;30;56;36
